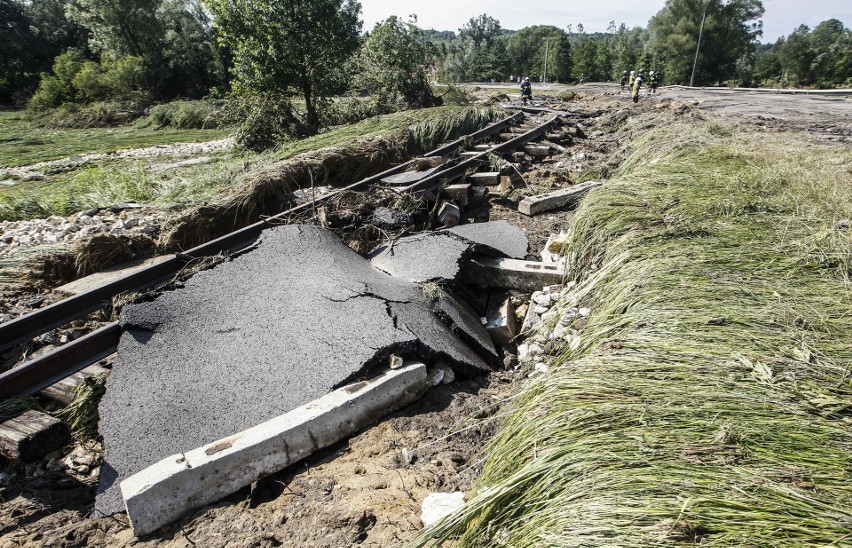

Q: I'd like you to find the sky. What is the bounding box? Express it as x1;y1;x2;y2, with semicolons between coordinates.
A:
359;0;852;43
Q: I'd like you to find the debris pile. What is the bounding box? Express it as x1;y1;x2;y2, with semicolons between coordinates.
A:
96;223;527;521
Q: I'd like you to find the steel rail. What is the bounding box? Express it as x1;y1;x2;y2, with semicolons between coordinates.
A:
0;323;121;401
0;112;523;354
399;114;560;195
0;112;525;402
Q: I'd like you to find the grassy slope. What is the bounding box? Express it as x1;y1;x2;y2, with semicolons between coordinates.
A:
0;106;498;222
0;111;229;168
418;118;852;545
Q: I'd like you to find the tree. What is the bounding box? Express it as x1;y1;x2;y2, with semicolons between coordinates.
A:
649;0;764;85
454;14;509;80
67;0;164;61
506;26;570;82
206;0;362;130
159;0;223;97
351;16;437;111
0;0;43;103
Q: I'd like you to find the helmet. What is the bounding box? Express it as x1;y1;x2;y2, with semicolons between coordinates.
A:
650;71;655;76
622;71;627;75
523;76;529;82
630;71;635;75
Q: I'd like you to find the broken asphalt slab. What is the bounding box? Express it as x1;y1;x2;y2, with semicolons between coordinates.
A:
369;220;529;284
444;220;529;260
96;225;492;515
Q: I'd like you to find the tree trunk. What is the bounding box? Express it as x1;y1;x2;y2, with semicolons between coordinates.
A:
302;80;318;134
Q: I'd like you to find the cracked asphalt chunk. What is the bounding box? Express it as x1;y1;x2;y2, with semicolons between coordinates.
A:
96;225;491;515
444;220;529;259
370;220;529;283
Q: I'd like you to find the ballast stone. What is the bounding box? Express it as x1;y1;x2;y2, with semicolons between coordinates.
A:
421;491;466;527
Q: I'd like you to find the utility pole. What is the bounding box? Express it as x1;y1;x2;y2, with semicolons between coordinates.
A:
543;36;550;84
690;3;708;87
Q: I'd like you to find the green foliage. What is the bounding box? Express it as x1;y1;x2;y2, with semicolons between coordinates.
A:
757;20;852;87
27;51;150;110
351;16;438;112
650;0;765;85
440;14;510;82
144;100;221;129
506;26;572;82
206;0;362;130
217;93;309;151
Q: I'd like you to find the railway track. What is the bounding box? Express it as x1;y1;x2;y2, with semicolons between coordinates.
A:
0;109;568;407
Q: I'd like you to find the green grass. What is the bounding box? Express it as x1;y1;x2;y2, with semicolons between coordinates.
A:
0;150;263;221
416;119;852;546
0;110;229;168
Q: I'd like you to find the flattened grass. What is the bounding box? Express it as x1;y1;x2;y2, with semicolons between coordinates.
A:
0;110;229;168
416;119;852;546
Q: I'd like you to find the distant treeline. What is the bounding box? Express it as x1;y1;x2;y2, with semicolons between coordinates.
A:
1;0;849;112
428;4;850;88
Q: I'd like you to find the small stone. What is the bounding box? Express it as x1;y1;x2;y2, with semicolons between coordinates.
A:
838;219;851;230
435;362;455;384
402;448;416;465
560;308;578;326
124;218;140;229
517;343;530;359
389;354;403;369
421;492;465;527
533;305;548;315
427;367;445;386
503;353;518;369
532;293;551;307
534;362;549;374
579;307;591;317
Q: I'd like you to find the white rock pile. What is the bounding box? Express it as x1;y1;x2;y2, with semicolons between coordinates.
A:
517;282;590;374
0;208;166;257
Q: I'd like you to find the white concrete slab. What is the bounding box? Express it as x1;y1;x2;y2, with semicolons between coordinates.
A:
518;180;602;216
121;362;429;536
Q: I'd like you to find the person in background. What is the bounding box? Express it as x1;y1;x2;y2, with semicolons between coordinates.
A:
520;76;532;104
649;71;659;94
620;71;629;92
632;72;643;103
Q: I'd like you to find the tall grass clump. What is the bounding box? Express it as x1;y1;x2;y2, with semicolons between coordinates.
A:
415;119;852;546
141;100;222;130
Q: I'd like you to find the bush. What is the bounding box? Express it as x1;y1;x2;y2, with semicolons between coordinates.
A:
320;97;382;126
145;101;221;129
72;61;110;102
28;75;69;111
27;51;150;111
26;101;147;128
101;56;148;100
219;94;309;151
